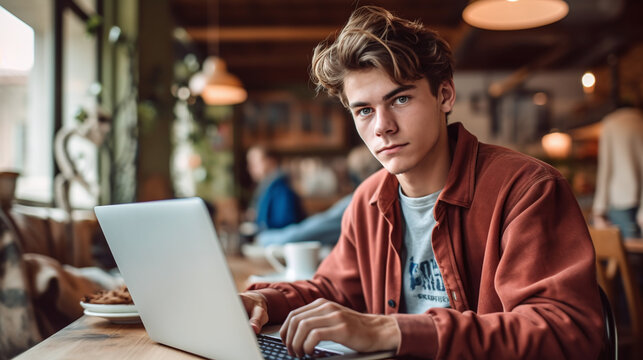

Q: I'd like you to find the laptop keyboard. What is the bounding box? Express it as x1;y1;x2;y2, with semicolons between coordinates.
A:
257;334;341;359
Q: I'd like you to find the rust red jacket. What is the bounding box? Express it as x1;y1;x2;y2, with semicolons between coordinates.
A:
249;123;604;359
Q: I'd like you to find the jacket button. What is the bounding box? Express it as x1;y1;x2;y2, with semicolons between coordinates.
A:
388;299;396;308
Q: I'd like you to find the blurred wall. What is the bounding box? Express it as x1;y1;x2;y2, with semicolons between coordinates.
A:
452;70;588;154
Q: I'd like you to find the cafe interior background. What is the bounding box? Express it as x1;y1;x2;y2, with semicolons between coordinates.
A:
0;0;643;355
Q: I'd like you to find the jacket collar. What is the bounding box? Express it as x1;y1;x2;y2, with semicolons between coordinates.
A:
369;122;479;211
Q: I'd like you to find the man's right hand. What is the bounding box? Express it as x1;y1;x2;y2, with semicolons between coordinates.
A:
240;291;269;334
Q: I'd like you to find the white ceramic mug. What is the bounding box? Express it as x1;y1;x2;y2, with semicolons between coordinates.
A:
265;241;321;281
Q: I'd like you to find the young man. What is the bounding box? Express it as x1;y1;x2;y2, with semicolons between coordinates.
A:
241;6;603;359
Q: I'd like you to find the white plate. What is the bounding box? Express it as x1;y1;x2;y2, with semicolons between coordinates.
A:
247;272;288;283
83;309;141;324
80;301;136;314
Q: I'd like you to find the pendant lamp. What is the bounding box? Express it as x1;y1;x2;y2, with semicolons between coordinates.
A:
189;56;247;105
188;0;247;106
463;0;569;30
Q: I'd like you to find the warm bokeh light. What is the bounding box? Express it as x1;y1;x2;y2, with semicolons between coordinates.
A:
581;71;596;94
581;72;596;88
541;131;572;159
0;6;34;72
533;92;548;106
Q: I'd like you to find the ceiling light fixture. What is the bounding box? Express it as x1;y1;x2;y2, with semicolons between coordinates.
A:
190;56;247;105
462;0;569;31
188;0;247;106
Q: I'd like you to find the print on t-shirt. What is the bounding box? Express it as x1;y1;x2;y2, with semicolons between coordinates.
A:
408;256;449;304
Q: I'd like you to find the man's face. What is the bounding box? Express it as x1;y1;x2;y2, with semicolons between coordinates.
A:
343;68;454;177
247;148;270;182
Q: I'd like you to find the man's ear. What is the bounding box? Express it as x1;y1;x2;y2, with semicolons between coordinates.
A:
439;80;456;113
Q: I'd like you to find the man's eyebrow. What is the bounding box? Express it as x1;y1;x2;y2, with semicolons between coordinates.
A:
383;84;415;101
348;84;416;109
348;101;368;109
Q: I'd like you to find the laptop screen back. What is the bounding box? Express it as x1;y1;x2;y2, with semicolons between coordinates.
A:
95;198;264;360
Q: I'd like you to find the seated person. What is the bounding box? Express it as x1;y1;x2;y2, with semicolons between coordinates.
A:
256;145;380;247
240;6;603;359
246;146;305;230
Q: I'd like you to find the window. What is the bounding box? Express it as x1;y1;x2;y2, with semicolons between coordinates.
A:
62;3;99;209
0;2;54;204
0;0;99;208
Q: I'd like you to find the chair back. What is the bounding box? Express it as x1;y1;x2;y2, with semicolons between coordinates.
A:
589;226;643;356
598;286;618;360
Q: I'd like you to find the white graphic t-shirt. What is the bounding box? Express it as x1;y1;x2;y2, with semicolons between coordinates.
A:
399;186;450;314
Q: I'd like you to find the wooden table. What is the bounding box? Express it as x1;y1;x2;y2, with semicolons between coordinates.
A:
226;255;275;290
15;255;274;360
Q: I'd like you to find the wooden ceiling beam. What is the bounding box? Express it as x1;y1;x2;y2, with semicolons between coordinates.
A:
185;26;338;42
225;54;311;67
185;25;459;43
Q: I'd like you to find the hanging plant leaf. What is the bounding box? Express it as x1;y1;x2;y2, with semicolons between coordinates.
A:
85;14;103;35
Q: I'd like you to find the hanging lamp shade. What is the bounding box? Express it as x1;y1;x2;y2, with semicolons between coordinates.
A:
463;0;569;31
189;56;247;106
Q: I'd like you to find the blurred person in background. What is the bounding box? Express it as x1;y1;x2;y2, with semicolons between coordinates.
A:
256;145;381;247
245;145;306;231
592;105;643;238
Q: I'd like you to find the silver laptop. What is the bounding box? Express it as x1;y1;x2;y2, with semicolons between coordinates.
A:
95;198;395;360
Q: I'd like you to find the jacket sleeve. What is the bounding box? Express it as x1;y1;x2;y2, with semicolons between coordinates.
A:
247;198;365;324
396;175;604;359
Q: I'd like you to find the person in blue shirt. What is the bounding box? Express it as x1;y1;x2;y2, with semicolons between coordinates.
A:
246;146;306;230
256;145;381;246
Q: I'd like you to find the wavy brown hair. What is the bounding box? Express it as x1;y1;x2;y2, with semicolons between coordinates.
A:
310;6;454;107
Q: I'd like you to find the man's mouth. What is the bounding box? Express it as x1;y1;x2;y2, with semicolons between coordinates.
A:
376;143;408;154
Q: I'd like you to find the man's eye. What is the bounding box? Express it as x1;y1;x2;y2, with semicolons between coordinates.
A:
358;108;373;116
396;96;409;104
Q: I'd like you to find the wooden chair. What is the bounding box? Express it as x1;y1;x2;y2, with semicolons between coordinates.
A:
599;285;618;360
589;226;643;358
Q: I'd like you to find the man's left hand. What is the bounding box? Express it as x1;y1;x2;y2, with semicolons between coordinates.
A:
279;298;400;357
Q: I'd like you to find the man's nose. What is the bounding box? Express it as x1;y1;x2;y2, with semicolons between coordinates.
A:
374;109;398;136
